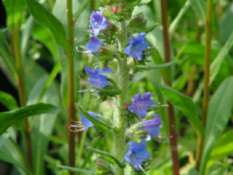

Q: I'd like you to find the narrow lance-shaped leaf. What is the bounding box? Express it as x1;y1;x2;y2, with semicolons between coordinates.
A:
161;84;205;137
210;31;233;84
25;0;71;53
135;61;177;71
189;0;206;22
0;91;18;110
200;76;233;174
193;31;233;102
87;147;126;168
210;130;233;160
2;0;25;31
76;105;111;132
0;103;60;135
92;86;121;96
57;165;94;175
0;30;17;82
169;0;191;36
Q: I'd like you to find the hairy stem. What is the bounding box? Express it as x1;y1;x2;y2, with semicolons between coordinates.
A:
114;22;128;175
12;29;33;171
67;0;76;173
195;0;213;171
161;0;180;175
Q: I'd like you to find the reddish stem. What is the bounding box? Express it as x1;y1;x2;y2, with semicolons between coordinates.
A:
161;0;180;175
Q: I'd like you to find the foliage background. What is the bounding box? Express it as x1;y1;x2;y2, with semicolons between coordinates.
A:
0;0;233;175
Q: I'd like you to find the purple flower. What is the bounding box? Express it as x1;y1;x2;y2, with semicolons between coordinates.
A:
125;140;151;170
125;32;149;60
142;114;161;140
128;92;155;119
85;66;112;93
90;11;109;36
86;35;104;56
70;112;101;132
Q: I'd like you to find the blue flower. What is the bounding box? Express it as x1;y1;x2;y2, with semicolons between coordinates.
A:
70;112;102;132
125;140;151;170
128;92;155;119
125;32;149;60
142;114;161;140
86;35;104;56
90;11;109;36
85;66;112;93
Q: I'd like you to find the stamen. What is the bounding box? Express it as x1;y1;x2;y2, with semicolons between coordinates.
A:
153;137;166;143
71;119;82;123
158;135;172;139
131;154;146;173
70;128;85;132
70;124;84;128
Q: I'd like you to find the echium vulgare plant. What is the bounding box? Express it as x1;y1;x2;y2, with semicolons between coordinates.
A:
73;0;163;174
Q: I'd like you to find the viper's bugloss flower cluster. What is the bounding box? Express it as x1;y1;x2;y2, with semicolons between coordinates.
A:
125;92;162;169
76;6;162;173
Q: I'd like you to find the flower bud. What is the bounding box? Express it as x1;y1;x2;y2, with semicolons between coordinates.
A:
126;123;148;143
95;158;112;174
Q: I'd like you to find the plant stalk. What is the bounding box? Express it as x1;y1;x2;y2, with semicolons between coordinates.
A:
12;29;33;170
195;0;213;171
67;0;76;174
161;0;180;175
114;22;128;175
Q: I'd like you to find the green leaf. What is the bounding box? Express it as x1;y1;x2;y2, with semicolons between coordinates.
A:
135;61;177;71
30;79;60;175
53;0;90;42
169;0;191;36
25;0;71;53
87;147;126;168
91;86;121;96
31;23;59;60
0;135;32;175
210;130;233;160
73;0;91;23
0;91;18;110
200;76;233;174
76;105;111;132
219;3;233;43
57;165;94;175
189;0;206;22
210;31;233;84
0;103;60;135
0;30;17;83
161;85;204;137
2;0;25;31
193;31;233;102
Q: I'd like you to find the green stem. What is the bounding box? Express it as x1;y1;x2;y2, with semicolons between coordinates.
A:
77;131;87;166
161;1;180;175
12;29;33;171
195;0;213;171
67;0;76;174
114;22;128;175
